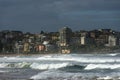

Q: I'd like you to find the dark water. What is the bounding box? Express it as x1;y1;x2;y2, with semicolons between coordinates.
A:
0;68;40;80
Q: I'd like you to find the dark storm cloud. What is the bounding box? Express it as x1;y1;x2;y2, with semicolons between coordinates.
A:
0;0;120;32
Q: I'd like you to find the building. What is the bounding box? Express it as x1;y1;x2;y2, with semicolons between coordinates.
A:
94;29;113;46
105;35;118;47
59;27;72;53
59;27;72;46
71;37;80;45
89;30;101;38
81;36;86;45
80;31;88;45
95;34;109;46
80;31;94;45
23;42;30;52
36;44;45;52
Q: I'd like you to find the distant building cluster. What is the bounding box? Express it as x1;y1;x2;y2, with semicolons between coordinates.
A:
0;27;120;54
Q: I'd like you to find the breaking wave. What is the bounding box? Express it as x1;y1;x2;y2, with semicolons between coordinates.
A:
108;53;117;56
30;70;120;80
0;62;85;70
30;62;71;70
1;53;120;64
1;62;120;71
0;62;31;68
31;63;120;71
85;64;120;70
0;62;81;70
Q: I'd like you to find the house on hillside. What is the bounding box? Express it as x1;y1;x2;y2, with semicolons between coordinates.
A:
80;31;94;45
105;35;119;47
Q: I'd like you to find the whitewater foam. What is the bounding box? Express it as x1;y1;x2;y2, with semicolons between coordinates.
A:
0;62;31;68
0;63;9;68
97;76;113;80
30;70;120;80
1;53;120;80
108;54;117;56
30;70;78;80
85;64;120;70
0;62;81;70
36;55;120;63
0;53;120;64
30;62;70;70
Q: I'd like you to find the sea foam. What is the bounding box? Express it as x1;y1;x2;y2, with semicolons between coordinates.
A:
30;62;70;70
85;64;120;70
0;62;31;68
0;53;120;64
30;70;78;80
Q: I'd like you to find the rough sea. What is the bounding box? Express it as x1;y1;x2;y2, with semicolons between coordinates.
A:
0;53;120;80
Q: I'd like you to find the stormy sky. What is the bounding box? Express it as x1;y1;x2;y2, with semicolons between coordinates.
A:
0;0;120;33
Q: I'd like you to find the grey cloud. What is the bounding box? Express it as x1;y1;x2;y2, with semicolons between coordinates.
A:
0;0;120;32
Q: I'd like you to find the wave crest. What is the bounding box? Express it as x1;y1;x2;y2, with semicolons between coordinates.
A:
30;62;70;70
85;64;120;70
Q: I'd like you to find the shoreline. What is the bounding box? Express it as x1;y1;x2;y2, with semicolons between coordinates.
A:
0;51;119;57
0;53;46;57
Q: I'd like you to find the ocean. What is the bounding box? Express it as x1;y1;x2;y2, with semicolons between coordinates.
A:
0;53;120;80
